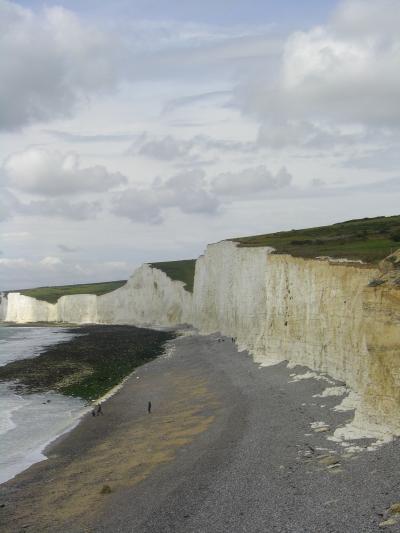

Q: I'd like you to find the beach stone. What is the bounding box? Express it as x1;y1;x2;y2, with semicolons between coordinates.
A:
379;517;398;528
100;485;112;494
389;503;400;515
314;426;330;433
319;455;340;466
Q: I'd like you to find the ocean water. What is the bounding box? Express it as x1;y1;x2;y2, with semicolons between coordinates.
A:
0;326;88;484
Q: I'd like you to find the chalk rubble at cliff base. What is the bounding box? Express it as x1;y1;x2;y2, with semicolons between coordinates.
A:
1;241;400;442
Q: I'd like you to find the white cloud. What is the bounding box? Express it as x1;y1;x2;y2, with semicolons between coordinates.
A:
40;256;62;268
4;148;127;196
238;0;400;149
0;258;31;269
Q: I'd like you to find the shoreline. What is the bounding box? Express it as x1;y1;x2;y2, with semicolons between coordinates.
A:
0;324;175;486
2;334;400;532
0;324;175;400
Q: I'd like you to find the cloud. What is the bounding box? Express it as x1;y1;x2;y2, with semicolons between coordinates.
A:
111;189;163;225
0;1;126;130
46;131;134;143
134;134;196;162
257;120;365;150
58;244;78;253
17;198;101;220
127;132;257;163
40;256;62;268
1;232;30;239
0;187;19;222
342;146;400;171
163;170;219;214
237;0;400;150
111;169;219;224
0;1;280;131
163;90;232;114
111;165;293;223
211;166;292;197
4;148;127;196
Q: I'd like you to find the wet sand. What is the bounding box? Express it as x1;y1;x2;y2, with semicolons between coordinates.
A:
1;333;400;532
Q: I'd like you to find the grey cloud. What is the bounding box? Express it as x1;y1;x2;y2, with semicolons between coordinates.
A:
333;0;400;37
0;1;281;131
342;146;400;171
18;199;101;220
111;189;163;225
136;135;196;161
163;90;232;114
127;132;257;163
111;169;219;224
162;170;219;214
58;244;79;253
46;130;134;143
111;164;293;224
4;148;127;196
0;1;125;130
257;120;365;150
0;187;19;221
211;166;292;197
255;176;400;201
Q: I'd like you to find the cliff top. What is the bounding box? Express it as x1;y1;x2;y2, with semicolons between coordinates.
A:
148;259;196;292
9;280;127;304
232;215;400;264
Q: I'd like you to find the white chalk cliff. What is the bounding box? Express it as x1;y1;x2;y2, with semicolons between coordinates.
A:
2;241;400;437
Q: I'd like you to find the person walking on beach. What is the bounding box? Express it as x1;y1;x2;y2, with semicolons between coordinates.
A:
97;403;103;416
148;401;152;414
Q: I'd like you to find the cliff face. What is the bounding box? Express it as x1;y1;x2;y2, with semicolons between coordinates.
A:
360;251;400;431
2;241;400;436
191;243;400;435
97;264;193;326
5;293;57;323
3;264;192;327
0;293;8;321
193;241;274;358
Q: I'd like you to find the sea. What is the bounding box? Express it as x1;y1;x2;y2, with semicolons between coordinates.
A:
0;326;88;484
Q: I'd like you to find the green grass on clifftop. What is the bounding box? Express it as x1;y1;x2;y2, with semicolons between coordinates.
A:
232;215;400;264
16;280;127;304
148;259;196;292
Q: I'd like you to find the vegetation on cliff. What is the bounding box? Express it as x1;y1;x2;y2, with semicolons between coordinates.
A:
13;280;127;304
0;325;174;400
148;259;196;292
232;215;400;264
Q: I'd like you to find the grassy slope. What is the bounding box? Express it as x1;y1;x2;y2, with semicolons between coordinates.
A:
15;280;127;304
232;215;400;264
148;259;196;292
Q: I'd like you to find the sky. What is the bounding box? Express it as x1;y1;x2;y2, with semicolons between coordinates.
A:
1;0;399;290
